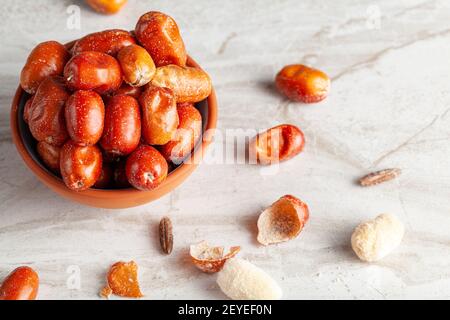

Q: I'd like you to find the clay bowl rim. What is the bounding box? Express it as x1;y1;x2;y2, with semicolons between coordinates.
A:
10;42;218;198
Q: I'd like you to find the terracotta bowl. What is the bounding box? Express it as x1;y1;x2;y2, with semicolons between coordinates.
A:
11;52;217;209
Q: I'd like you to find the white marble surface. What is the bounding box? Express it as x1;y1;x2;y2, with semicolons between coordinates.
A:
1;0;450;300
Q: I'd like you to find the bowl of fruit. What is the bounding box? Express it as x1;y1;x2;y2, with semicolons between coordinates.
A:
10;12;217;209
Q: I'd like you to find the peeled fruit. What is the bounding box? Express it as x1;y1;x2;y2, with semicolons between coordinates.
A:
351;214;404;262
217;258;282;300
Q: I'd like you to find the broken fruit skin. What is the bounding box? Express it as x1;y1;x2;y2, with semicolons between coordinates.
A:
257;195;310;246
100;286;112;299
190;241;241;273
283;195;309;224
217;258;282;300
105;261;143;298
251;124;305;165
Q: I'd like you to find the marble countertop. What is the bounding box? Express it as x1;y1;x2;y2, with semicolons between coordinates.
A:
1;0;450;300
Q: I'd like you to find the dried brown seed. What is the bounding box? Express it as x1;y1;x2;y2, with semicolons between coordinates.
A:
359;168;401;187
159;217;173;254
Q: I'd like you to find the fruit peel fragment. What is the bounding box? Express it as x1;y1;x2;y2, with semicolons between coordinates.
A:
257;195;309;246
101;261;143;299
190;241;241;273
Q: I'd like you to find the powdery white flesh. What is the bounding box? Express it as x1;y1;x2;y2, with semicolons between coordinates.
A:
351;214;405;262
216;258;282;300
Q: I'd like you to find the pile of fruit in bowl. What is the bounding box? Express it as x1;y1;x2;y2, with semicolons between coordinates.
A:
16;11;214;196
